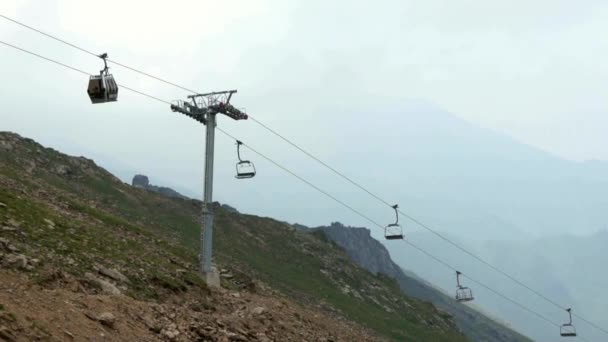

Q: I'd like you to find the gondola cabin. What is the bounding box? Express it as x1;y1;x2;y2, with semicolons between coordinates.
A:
87;74;118;104
87;52;118;104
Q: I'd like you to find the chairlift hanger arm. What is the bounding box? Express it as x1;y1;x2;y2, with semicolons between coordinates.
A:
236;140;244;162
392;204;399;225
98;53;109;75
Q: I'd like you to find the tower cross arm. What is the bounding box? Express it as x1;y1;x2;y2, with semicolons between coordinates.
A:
211;103;248;121
171;101;208;124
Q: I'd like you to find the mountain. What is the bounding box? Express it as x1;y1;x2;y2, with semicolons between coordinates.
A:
309;222;532;342
0;131;468;341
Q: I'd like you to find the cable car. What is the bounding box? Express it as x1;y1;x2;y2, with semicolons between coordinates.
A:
385;204;403;240
560;308;577;337
455;271;474;302
235;140;256;179
87;53;118;104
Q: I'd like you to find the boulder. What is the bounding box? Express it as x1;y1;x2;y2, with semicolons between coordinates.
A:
161;323;180;341
251;306;266;315
98;312;116;328
3;254;28;269
95;264;129;283
84;273;122;295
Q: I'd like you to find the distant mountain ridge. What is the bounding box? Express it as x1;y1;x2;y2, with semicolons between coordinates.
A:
308;222;532;342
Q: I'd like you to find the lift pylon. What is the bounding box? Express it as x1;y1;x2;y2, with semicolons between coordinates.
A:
170;90;247;287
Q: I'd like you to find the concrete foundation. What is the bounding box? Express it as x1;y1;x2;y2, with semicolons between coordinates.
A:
203;269;221;289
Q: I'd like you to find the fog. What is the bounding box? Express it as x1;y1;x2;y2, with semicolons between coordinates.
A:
2;1;607;341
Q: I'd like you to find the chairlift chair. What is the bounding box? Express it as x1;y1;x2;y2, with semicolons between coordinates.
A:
455;271;474;302
87;53;118;104
385;204;404;240
560;308;577;337
235;140;256;179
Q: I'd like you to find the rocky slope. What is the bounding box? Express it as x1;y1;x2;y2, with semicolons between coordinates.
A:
0;132;468;341
311;222;533;342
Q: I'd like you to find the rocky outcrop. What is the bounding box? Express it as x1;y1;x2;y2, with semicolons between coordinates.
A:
315;222;403;277
132;175;187;200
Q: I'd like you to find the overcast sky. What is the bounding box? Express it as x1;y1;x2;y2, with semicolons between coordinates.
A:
1;0;608;232
2;0;608;161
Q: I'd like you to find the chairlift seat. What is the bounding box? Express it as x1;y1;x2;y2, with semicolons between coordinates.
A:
456;286;474;302
385;223;404;240
235;161;256;179
560;324;577;337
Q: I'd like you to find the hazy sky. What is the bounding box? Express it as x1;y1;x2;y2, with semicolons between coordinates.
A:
1;0;608;234
2;0;607;160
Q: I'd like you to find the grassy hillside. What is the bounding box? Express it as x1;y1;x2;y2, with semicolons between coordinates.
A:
0;132;468;341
